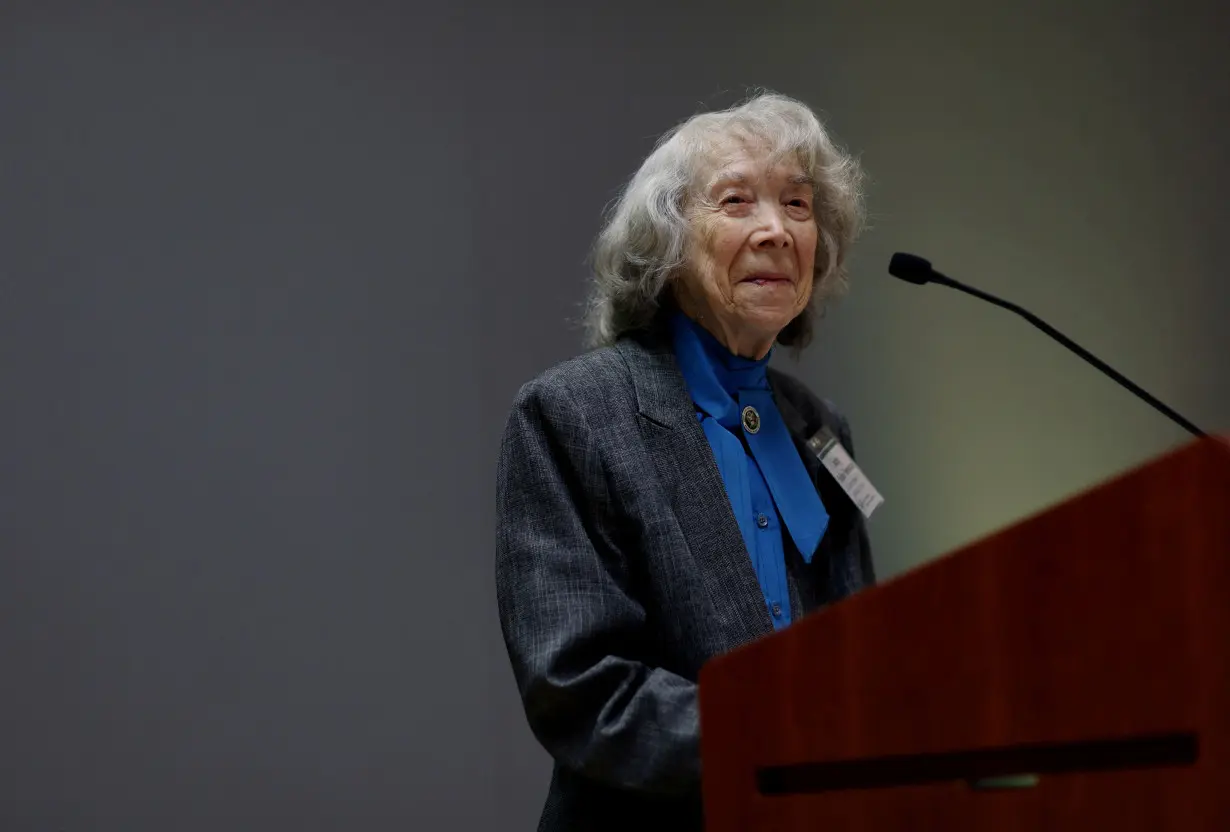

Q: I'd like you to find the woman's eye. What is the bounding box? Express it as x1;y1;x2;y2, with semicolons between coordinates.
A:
788;199;810;209
721;195;748;205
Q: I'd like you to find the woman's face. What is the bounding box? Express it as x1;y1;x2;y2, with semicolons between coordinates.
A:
675;141;818;359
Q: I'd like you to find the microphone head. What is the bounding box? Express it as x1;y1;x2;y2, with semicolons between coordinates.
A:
888;252;934;285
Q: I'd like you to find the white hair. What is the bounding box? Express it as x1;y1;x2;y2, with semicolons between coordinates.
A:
584;91;865;349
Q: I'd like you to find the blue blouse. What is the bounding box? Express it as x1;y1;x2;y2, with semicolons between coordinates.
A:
670;313;829;629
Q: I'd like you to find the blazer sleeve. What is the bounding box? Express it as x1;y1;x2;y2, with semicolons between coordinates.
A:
494;375;700;795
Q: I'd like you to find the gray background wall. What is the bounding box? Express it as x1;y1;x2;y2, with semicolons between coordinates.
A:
2;1;1226;829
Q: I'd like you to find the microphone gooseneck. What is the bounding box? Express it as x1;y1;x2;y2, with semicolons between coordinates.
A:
887;252;1207;439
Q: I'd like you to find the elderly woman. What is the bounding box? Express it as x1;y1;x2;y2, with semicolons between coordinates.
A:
495;93;876;831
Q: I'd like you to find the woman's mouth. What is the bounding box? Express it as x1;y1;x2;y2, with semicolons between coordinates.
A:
743;273;792;287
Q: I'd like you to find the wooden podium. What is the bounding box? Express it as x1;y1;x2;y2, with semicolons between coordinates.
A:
698;436;1230;830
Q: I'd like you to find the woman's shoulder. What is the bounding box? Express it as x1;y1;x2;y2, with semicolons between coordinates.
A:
510;342;639;420
767;367;854;441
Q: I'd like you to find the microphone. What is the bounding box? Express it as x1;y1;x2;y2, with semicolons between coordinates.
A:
887;252;1207;439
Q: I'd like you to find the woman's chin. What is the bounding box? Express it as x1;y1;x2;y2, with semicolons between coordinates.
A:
736;305;798;339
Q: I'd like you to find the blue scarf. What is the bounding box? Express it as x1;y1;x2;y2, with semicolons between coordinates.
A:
670;312;829;565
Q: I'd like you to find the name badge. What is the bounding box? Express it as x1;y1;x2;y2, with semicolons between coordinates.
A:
806;428;884;519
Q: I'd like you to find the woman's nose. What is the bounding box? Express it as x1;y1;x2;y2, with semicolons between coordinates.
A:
753;210;791;248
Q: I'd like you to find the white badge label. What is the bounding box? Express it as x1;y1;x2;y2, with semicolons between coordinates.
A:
805;429;884;519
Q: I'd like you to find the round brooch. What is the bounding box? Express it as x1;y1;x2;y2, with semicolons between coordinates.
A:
741;405;761;434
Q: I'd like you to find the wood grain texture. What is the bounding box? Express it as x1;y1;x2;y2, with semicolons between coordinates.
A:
699;436;1230;830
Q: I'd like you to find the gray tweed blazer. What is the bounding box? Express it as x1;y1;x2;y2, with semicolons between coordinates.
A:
495;328;875;832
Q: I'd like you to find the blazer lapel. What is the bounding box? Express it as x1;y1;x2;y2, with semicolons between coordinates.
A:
616;333;774;645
